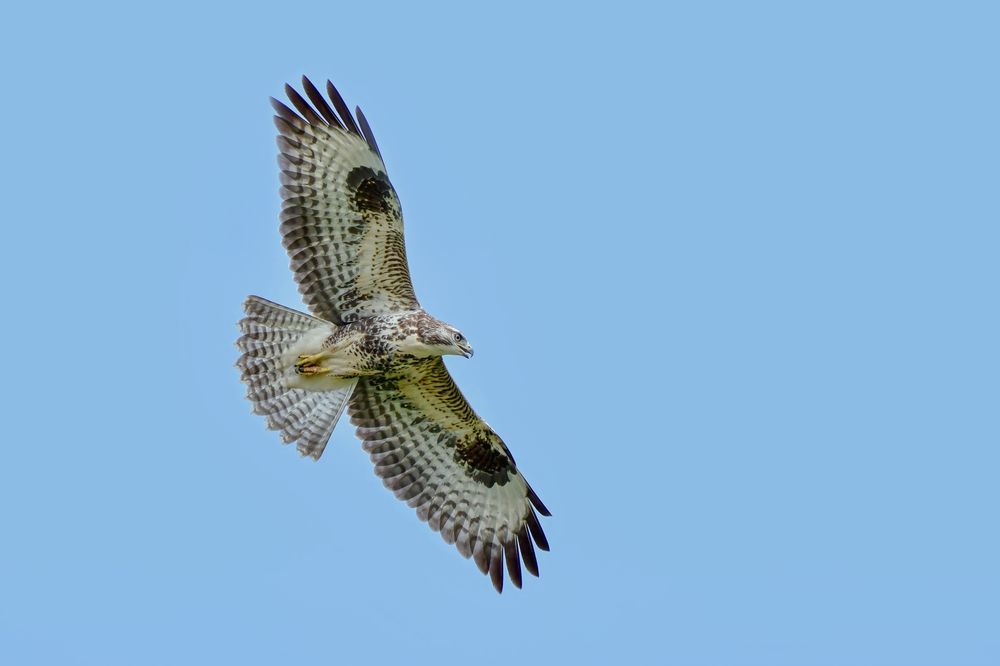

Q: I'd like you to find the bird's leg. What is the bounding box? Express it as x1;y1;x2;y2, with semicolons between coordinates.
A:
295;352;330;376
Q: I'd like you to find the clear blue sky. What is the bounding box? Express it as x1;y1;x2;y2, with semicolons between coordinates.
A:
2;2;997;664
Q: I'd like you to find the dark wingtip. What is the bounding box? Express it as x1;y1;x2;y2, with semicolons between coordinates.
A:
517;526;539;577
325;79;362;136
472;539;490;574
355;105;383;160
489;551;504;593
526;509;550;552
301;75;342;129
274;78;382;160
284;83;324;126
270;97;300;123
527;484;551;517
504;539;522;589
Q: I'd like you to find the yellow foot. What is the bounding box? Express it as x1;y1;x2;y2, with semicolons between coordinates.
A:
295;353;329;376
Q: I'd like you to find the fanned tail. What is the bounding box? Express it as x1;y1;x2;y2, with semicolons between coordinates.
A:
236;295;357;460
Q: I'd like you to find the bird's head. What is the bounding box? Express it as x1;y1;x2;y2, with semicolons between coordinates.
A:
417;319;474;358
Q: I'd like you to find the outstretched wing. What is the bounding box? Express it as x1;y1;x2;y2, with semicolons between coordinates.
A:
273;77;419;324
349;359;551;592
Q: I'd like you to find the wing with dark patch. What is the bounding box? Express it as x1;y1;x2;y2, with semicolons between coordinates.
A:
274;77;419;323
348;358;551;593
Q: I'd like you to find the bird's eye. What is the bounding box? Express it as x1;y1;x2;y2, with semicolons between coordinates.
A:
454;333;464;342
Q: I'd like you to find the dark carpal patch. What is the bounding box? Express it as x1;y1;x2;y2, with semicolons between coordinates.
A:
347;166;394;215
456;436;513;487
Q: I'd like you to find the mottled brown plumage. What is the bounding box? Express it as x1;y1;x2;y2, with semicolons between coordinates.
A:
236;77;550;593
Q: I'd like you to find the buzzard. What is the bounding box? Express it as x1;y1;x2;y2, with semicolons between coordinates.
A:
236;77;550;592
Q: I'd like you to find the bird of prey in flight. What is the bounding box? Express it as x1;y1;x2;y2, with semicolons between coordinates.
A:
236;77;550;592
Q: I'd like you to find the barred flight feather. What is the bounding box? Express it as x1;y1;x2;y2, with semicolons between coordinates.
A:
349;358;549;592
236;295;357;460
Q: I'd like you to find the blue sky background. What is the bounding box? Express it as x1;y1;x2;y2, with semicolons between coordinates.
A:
2;2;997;664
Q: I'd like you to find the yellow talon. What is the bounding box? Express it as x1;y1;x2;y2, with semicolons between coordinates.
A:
295;353;329;376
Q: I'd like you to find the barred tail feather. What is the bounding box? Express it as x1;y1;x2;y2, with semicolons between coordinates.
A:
236;295;357;460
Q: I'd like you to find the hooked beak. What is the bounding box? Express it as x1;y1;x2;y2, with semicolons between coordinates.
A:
461;346;474;359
